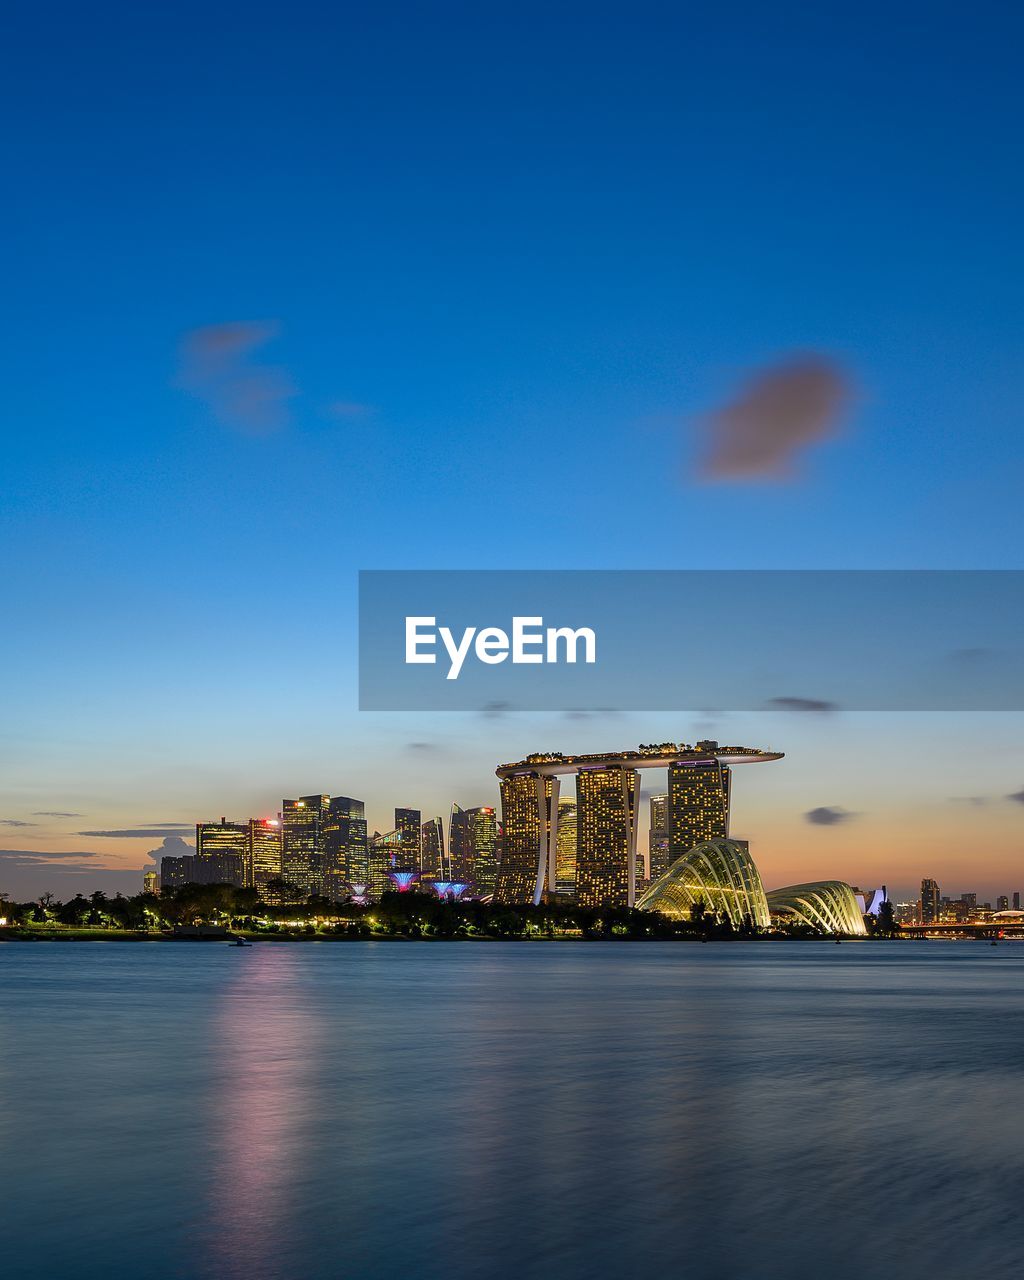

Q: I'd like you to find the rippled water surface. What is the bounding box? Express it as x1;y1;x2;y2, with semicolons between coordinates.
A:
2;940;1023;1279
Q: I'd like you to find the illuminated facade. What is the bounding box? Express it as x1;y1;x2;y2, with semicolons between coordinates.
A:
323;796;368;899
247;818;282;895
282;795;329;898
920;878;940;924
668;758;731;860
637;838;771;930
495;772;561;903
555;798;577;896
366;828;398;899
421;816;447;884
195;818;246;886
648;793;670;882
143;870;159;895
576;767;640;908
766;881;868;936
395;808;422;873
495;743;781;907
450;804;500;895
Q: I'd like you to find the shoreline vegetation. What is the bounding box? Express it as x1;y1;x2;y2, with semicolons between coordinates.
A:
0;884;901;943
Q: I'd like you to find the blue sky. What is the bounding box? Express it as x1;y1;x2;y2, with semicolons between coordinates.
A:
1;1;1022;899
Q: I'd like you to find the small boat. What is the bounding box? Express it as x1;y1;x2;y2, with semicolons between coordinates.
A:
229;938;252;947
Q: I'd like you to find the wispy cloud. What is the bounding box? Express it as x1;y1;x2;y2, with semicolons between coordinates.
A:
177;321;296;435
78;827;193;839
767;696;839;714
1008;788;1024;806
804;806;856;826
32;811;83;818
0;819;36;828
694;354;853;482
0;849;102;862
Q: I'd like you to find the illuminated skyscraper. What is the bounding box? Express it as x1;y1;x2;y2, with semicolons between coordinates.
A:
467;805;500;896
555;798;577;897
668;758;731;860
449;804;470;883
143;870;159;895
195;818;246;886
247;817;282;894
920;877;940;924
282;795;329;898
576;767;640;907
648;793;670;882
420;816;447;886
495;772;560;903
395;807;422;873
322;797;368;899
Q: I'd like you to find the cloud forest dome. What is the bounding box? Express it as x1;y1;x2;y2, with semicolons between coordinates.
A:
766;882;868;937
636;838;771;930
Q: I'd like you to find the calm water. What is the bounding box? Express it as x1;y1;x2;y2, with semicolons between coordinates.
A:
2;940;1023;1279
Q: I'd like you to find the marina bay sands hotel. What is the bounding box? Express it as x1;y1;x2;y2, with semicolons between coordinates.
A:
494;741;783;908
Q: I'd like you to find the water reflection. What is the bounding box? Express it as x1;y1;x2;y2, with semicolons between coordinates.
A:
204;948;319;1279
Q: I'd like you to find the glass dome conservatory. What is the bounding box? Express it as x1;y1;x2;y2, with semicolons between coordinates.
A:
766;881;867;936
636;838;771;929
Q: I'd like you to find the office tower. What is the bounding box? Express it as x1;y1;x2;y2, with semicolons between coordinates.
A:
997;895;1010;911
449;804;500;894
421;816;447;885
555;798;577;897
467;805;500;896
160;853;196;889
246;817;282;895
668;760;730;861
322;797;368;899
1015;892;1021;911
282;795;329;899
395;808;422;873
575;766;640;908
143;870;159;895
195;818;247;886
449;804;470;883
495;772;561;903
649;793;671;882
920;878;940;924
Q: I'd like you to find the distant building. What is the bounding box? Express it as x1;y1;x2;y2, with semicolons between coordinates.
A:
669;758;730;861
371;829;406;897
576;766;640;908
997;895;1010;911
247;817;282;896
648;793;670;882
555;798;577;897
961;892;977;910
143;870;159;895
449;804;500;894
282;795;329;898
1015;892;1021;911
395;808;422;874
495;772;560;904
195;818;246;886
421;816;447;887
322;797;368;899
920;878;940;924
160;854;196;890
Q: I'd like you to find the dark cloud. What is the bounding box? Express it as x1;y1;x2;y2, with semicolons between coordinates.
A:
78;827;193;839
1008;788;1024;806
949;647;994;663
32;811;83;818
178;321;296;434
0;819;36;827
804;806;856;826
0;849;102;861
480;701;513;720
767;696;839;714
142;835;195;867
695;354;852;482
